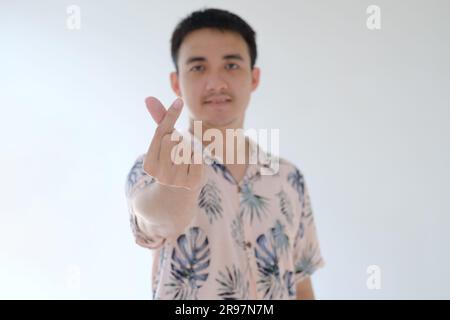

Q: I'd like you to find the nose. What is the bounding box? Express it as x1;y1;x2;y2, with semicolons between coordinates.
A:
205;73;228;93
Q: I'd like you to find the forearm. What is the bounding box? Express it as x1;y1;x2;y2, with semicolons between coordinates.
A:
296;277;315;300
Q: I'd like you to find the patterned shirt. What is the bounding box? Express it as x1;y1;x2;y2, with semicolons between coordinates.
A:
125;131;325;300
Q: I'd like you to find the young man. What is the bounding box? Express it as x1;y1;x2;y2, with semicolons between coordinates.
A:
125;8;325;300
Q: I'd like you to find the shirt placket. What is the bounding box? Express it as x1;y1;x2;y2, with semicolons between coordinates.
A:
194;131;262;299
236;164;261;299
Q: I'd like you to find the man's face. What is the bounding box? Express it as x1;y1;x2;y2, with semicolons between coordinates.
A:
170;28;260;129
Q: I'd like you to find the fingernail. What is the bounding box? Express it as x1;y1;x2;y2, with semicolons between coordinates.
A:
173;98;183;110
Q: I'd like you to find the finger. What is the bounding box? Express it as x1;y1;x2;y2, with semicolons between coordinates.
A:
173;161;189;188
171;134;189;165
186;151;204;190
159;133;181;169
145;97;180;166
157;98;183;135
143;97;167;171
145;96;167;125
173;134;194;188
143;140;159;177
145;128;164;175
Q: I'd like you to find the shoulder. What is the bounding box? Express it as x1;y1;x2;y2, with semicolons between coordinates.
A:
263;153;306;183
272;156;309;204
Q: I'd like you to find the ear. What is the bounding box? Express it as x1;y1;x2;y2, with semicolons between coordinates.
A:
170;71;182;97
251;67;260;92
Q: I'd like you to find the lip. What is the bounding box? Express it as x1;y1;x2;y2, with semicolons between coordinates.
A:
203;98;232;105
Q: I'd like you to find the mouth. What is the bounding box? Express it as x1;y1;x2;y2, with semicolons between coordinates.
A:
203;97;232;107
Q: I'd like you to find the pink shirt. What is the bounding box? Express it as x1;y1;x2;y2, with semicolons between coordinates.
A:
125;132;325;299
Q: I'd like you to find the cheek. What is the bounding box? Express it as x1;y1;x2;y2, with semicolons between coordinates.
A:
231;76;253;100
180;79;204;112
234;72;253;89
180;78;200;99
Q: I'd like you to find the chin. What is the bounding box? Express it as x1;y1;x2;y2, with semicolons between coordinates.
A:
199;110;235;127
203;117;236;128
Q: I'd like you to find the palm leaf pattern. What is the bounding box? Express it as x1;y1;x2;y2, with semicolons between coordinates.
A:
276;189;293;224
240;182;269;224
198;180;223;224
216;265;249;300
246;170;262;184
165;227;211;299
287;168;305;203
296;191;315;244
299;221;305;240
254;219;292;299
303;195;314;224
125;154;155;197
283;270;295;298
211;160;235;184
271;220;290;256
231;214;246;250
254;233;283;299
152;245;166;299
294;217;305;249
294;241;321;277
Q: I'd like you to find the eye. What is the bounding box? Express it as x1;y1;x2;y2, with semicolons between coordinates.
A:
226;63;239;70
190;65;205;72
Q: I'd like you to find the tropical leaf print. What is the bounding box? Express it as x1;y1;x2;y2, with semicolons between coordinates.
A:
152;245;166;299
254;233;283;299
299;221;305;240
276;189;293;224
211;160;235;184
246;170;262;184
198;180;223;224
216;265;249;300
303;195;314;224
231;214;246;250
240;182;269;224
294;216;305;247
125;155;155;197
283;270;295;298
294;241;321;277
165;227;211;299
287;168;305;203
254;219;292;299
271;220;290;256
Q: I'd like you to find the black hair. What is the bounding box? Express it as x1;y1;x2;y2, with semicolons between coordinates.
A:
170;8;257;72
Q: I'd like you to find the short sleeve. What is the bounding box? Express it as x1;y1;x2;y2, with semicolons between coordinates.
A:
292;172;325;284
125;154;165;250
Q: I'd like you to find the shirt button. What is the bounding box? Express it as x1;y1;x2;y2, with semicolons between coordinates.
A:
237;185;241;193
245;241;252;248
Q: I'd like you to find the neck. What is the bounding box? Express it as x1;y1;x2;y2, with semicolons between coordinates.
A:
188;118;249;165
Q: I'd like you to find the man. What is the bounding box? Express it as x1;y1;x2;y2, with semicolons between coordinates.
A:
125;8;325;300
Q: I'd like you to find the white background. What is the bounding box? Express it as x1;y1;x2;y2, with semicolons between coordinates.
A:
1;0;449;299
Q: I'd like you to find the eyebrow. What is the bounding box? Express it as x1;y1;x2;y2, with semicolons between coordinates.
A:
185;54;244;65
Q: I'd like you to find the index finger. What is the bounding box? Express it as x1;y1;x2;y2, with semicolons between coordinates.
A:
145;96;167;125
156;98;184;136
145;97;184;167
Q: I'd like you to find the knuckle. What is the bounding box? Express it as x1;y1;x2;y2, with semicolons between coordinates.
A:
160;133;172;145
